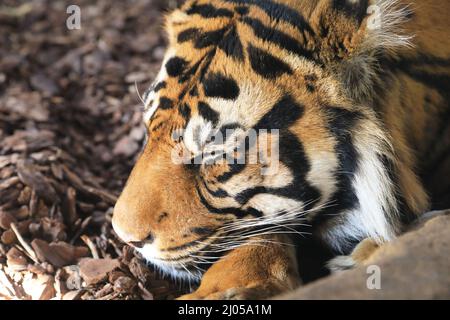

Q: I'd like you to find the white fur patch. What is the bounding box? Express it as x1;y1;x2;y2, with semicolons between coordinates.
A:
366;0;413;51
183;116;214;155
137;244;202;281
207;81;278;129
245;194;303;217
324;122;398;253
305;149;339;216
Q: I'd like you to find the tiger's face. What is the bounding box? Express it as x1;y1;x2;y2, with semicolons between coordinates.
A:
112;0;398;279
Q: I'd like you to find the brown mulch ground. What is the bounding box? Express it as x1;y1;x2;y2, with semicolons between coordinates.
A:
0;0;188;300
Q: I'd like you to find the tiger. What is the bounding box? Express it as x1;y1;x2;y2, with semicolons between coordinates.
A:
112;0;450;299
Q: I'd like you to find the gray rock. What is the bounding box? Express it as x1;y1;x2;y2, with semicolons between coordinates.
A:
277;211;450;300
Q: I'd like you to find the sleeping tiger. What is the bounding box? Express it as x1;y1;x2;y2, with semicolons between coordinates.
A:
112;0;450;299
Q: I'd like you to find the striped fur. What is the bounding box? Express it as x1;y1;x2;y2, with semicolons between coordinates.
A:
112;0;450;298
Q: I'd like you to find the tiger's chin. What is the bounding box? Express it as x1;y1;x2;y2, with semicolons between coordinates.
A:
136;245;203;282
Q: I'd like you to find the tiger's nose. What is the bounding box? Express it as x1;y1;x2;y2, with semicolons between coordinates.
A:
111;219;155;246
128;234;155;249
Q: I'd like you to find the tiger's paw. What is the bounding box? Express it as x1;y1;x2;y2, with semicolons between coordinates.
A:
177;285;280;300
327;238;380;272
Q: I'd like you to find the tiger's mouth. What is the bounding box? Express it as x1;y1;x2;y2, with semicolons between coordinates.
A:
135;232;226;281
137;248;205;281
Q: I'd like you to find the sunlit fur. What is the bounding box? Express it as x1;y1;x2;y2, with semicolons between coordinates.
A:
112;0;450;298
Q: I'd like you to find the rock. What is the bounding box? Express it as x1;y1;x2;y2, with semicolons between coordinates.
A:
277;213;450;300
128;257;153;285
40;218;67;242
0;0;185;301
41;262;55;274
138;282;154;300
30;73;59;96
108;270;128;283
16;161;58;204
22;273;56;300
27;264;47;275
31;239;89;268
125;71;149;83
6;247;28;271
63;290;84;300
61;187;78;227
113;136;139;157
17;187;32;205
78;258;120;286
129;125;145;141
0;210;16;230
54;269;68;297
83;50;105;76
12;206;29;220
94;283;113;298
1;229;17;245
63;265;82;290
113;276;137;293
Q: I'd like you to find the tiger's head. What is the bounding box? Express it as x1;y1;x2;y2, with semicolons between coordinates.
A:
112;0;411;280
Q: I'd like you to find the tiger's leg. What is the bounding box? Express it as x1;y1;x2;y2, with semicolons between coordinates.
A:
178;234;301;300
326;238;380;272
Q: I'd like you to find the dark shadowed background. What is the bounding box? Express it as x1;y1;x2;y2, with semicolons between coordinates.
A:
0;0;189;300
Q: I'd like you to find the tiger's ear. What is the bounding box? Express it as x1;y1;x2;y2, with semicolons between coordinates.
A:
311;0;413;102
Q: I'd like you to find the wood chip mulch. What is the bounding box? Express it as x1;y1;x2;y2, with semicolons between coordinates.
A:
0;0;188;300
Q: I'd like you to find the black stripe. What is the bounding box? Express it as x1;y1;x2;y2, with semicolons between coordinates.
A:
198;101;220;125
380;54;450;210
178;87;189;100
159;97;174;110
189;86;199;97
216;161;246;183
242;17;314;61
379;154;416;226
179;27;228;49
225;0;315;35
165;57;188;77
190;227;216;237
196;185;254;218
219;123;243;140
203;184;229;198
178;28;199;43
234;6;249;15
254;94;304;130
202;72;240;100
272;131;321;210
186;3;234;18
255;95;319;208
218;25;244;61
194;28;227;48
235;186;267;205
153;81;166;92
179;59;203;83
247;44;292;79
218;95;321;211
179;103;191;121
157;234;230;266
160;234;212;252
312;107;361;226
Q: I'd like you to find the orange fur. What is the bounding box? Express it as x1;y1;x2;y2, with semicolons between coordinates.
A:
113;0;449;299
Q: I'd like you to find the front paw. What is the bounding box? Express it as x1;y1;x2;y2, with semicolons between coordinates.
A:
327;238;380;273
177;286;278;300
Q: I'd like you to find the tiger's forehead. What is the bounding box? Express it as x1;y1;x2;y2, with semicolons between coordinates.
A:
142;0;327;136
